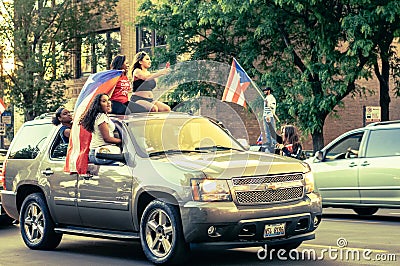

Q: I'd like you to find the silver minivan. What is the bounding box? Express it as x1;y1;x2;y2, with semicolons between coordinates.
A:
307;121;400;215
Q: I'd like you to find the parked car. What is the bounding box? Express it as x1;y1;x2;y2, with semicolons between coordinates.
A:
0;148;14;225
307;120;400;215
1;112;322;264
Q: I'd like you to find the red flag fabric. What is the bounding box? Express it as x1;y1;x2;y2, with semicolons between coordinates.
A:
0;98;6;114
64;70;123;174
222;58;250;107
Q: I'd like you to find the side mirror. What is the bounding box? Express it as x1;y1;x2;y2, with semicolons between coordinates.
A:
237;139;250;150
94;145;125;164
315;150;324;161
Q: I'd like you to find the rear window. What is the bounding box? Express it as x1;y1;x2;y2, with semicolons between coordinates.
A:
365;128;400;157
8;123;53;159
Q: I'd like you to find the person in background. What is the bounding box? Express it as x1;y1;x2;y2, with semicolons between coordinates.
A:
129;51;171;112
80;93;121;165
52;107;72;143
262;87;277;153
276;125;305;159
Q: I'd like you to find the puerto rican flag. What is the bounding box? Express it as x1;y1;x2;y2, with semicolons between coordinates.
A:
256;134;263;145
222;58;250;107
64;70;123;174
0;98;6;114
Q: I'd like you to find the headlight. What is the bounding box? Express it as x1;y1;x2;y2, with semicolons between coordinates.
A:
191;179;232;201
304;171;315;193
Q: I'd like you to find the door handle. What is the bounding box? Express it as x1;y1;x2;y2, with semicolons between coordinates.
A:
348;162;357;168
41;168;54;176
360;161;370;166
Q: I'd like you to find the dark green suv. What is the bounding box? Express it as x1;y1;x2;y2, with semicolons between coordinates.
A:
1;112;322;264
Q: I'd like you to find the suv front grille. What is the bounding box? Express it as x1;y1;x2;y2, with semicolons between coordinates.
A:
235;186;304;204
232;174;304;205
232;174;302;185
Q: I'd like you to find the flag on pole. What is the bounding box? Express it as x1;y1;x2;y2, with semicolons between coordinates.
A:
222;58;251;107
256;134;263;145
0;98;6;114
64;70;123;174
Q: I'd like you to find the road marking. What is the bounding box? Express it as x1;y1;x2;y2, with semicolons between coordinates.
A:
323;218;381;224
302;243;388;253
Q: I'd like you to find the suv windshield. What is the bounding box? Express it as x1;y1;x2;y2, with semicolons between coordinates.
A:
128;117;244;155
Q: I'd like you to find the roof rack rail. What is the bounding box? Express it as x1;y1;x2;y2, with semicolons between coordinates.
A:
366;120;400;127
34;112;55;120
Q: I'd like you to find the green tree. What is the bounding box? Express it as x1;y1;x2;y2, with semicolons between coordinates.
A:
341;0;400;121
137;0;399;151
0;0;118;121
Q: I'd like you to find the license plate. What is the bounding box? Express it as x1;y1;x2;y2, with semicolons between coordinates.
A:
264;223;286;238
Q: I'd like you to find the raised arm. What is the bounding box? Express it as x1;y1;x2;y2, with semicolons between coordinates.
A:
134;67;170;81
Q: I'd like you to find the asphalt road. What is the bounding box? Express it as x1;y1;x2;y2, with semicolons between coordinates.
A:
0;208;398;266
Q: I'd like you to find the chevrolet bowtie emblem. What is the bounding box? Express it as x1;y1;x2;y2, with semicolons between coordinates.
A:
266;183;277;190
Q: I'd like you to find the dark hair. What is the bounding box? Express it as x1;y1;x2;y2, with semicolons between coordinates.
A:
111;55;126;70
130;51;148;76
282;125;301;146
52;107;65;126
263;87;272;92
80;93;108;133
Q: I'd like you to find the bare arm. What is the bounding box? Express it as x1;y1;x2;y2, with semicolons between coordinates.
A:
134;68;169;80
63;128;71;139
98;122;122;145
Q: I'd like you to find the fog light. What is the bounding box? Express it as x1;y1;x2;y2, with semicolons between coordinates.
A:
207;226;221;237
313;216;321;227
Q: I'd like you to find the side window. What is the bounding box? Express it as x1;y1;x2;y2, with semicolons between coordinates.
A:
50;128;68;160
8;123;53;159
365;129;400;157
325;132;364;160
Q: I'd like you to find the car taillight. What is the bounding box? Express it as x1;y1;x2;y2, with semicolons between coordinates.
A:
0;160;6;190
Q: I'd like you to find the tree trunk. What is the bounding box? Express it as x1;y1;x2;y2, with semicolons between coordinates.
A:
311;130;325;153
379;58;390;121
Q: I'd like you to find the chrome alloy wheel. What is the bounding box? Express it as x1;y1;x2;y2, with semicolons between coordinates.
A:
145;209;175;258
23;202;44;244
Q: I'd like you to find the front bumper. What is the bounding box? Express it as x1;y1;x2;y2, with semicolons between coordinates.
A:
180;192;322;244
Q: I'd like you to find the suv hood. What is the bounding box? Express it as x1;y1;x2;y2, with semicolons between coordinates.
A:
153;150;307;178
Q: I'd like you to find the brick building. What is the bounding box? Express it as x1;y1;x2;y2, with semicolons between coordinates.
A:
62;0;400;150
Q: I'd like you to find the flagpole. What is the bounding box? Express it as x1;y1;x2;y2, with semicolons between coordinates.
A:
197;89;201;116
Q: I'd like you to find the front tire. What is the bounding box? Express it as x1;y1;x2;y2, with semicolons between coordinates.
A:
20;193;62;250
140;200;189;265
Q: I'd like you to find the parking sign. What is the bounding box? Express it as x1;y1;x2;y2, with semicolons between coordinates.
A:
0;123;5;136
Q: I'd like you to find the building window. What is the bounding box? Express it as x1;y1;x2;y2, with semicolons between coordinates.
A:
137;27;166;54
81;30;121;76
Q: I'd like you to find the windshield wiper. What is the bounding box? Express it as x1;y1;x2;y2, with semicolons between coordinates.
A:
149;149;206;157
195;145;242;152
